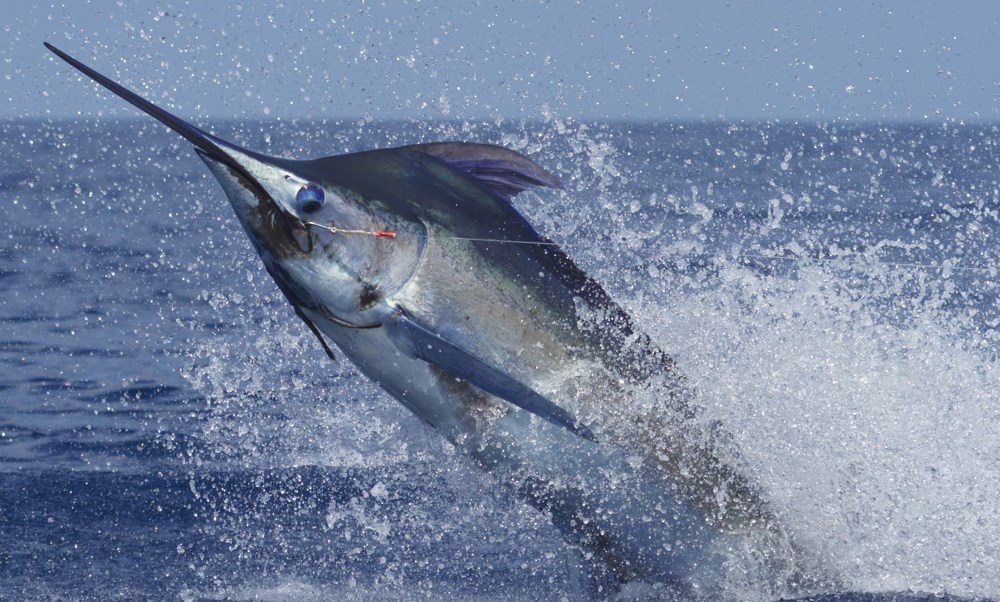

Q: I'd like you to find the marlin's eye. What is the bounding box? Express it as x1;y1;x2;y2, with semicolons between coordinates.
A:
296;184;325;214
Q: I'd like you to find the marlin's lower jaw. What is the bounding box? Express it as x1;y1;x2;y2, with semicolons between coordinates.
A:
197;150;312;255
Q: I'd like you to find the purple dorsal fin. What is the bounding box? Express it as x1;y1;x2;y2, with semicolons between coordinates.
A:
405;142;562;199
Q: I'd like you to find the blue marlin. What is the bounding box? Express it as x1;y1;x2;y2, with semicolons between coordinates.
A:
45;43;819;599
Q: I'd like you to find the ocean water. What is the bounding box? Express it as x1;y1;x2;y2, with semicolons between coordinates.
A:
2;118;999;601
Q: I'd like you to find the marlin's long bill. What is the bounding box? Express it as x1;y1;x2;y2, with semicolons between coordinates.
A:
43;43;235;164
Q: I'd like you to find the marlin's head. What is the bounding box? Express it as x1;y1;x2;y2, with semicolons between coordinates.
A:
45;43;422;329
195;142;424;329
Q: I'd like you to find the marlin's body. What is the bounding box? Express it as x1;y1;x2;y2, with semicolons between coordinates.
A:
46;44;815;599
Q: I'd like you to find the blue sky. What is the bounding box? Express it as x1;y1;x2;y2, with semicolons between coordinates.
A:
5;1;1000;122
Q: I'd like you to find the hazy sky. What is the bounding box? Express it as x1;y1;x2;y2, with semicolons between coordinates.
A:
5;1;1000;122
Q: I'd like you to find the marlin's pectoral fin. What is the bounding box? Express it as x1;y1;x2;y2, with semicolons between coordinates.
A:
385;308;596;442
293;305;337;361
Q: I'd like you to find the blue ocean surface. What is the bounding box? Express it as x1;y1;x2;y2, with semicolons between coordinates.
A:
2;119;999;601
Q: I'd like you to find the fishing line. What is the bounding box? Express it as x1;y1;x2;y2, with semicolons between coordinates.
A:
304;222;997;275
616;248;996;278
304;221;560;246
304;221;397;239
716;252;998;275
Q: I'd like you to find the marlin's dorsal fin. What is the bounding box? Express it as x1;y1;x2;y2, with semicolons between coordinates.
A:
384;308;596;442
405;142;562;200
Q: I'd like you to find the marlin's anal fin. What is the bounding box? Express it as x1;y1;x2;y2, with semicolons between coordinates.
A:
385;308;596;442
293;305;337;361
